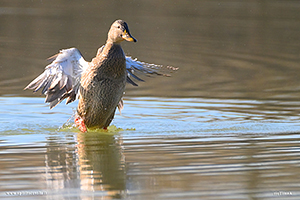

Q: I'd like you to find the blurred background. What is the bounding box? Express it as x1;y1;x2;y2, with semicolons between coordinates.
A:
0;0;299;100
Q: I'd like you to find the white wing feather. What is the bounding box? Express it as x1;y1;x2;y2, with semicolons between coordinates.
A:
25;47;178;109
25;48;88;108
125;56;178;86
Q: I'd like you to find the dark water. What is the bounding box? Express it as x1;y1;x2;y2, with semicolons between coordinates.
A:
1;1;300;199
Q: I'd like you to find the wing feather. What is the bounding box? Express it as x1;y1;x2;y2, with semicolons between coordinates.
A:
25;46;178;110
24;47;88;108
125;56;178;86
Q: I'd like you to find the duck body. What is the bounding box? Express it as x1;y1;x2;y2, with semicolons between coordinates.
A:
24;19;178;133
77;43;127;129
75;20;136;131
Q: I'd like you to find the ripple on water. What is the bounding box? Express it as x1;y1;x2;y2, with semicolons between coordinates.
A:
1;97;300;199
2;96;300;134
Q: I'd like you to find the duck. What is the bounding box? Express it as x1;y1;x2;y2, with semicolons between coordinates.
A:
25;19;178;132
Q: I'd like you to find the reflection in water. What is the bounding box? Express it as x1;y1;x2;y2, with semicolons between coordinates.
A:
45;135;80;190
76;132;125;195
1;97;300;199
45;133;125;199
1;131;300;199
124;134;300;199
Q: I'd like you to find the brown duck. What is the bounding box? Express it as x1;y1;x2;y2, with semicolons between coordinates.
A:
25;19;178;132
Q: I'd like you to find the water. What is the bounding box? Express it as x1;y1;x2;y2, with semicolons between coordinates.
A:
1;0;300;199
1;97;300;199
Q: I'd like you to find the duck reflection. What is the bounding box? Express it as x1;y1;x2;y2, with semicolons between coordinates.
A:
45;132;126;198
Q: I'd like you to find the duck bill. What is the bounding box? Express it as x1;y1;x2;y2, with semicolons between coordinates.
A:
122;30;137;42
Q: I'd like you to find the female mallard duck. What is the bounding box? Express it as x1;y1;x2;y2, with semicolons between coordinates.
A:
25;19;178;132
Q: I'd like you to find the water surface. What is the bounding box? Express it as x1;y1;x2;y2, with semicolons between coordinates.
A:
1;97;300;199
1;0;300;199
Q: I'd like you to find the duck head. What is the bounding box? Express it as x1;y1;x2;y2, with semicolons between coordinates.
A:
107;20;137;44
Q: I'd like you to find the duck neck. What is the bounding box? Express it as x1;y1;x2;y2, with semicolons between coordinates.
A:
90;41;126;79
103;40;121;54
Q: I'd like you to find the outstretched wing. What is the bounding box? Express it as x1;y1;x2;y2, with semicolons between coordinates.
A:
24;48;88;109
25;47;178;110
125;56;179;86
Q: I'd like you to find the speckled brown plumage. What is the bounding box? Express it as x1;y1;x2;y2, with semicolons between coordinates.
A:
76;20;136;130
24;19;178;132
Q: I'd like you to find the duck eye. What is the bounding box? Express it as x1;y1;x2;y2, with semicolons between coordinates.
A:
117;26;120;29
